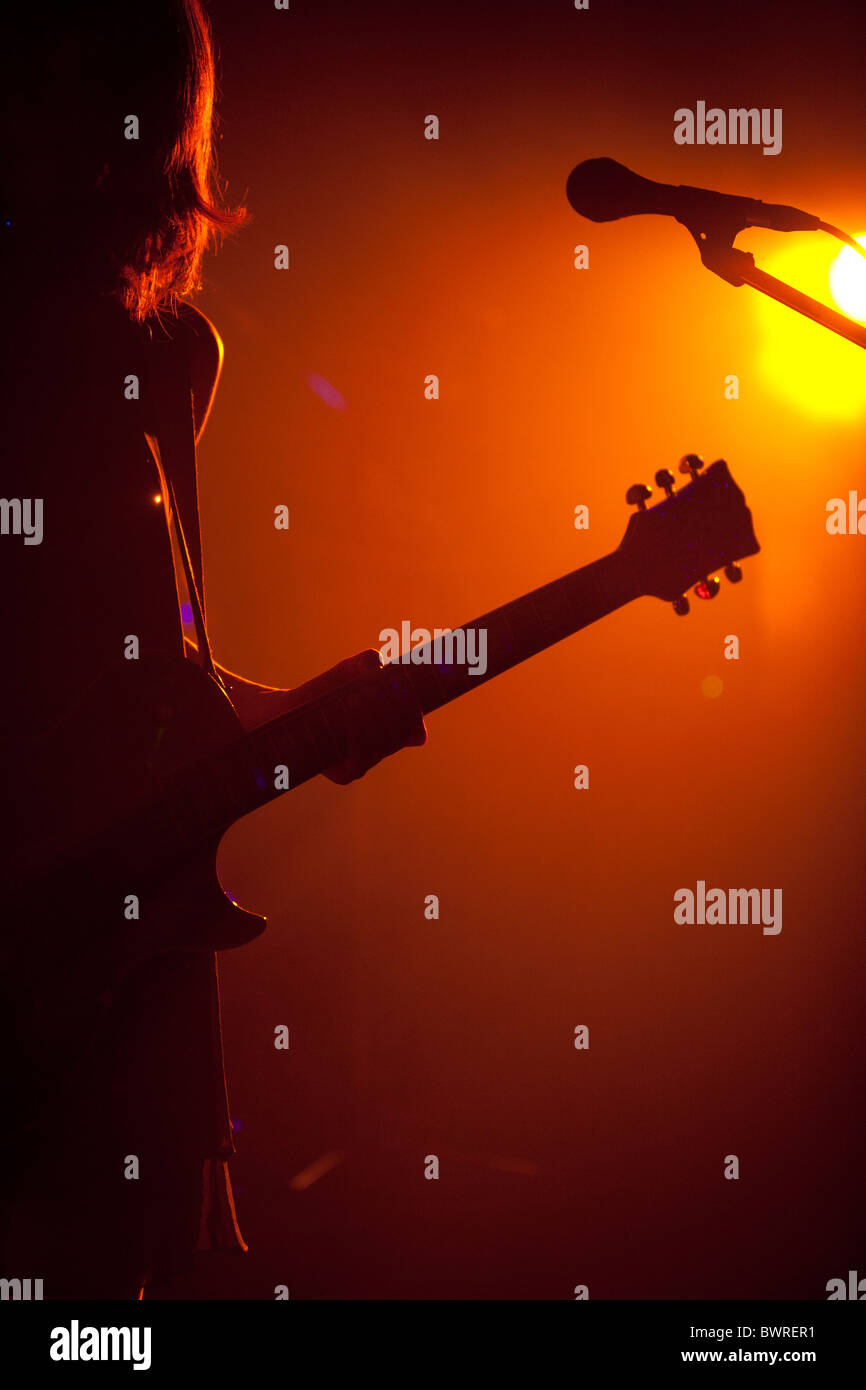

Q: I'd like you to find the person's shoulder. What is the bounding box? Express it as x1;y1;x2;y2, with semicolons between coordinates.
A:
149;301;224;434
174;302;223;367
151;302;223;377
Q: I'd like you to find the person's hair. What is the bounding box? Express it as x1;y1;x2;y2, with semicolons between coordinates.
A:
106;0;247;320
8;1;247;320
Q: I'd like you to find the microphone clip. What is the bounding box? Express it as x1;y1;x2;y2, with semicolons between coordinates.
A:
679;216;866;350
678;214;754;287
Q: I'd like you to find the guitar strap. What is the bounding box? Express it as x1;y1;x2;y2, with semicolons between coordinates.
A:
146;324;224;690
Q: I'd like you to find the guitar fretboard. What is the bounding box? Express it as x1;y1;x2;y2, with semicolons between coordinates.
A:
396;549;637;715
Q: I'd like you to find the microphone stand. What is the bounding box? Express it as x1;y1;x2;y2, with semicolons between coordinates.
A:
683;218;866;351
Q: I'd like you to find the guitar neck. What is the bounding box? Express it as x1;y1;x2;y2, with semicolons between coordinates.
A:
396;547;638;715
233;546;638;798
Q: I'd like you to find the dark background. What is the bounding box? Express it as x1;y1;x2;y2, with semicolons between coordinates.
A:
170;0;866;1298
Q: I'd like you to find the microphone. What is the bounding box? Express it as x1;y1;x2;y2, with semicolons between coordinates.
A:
566;157;821;235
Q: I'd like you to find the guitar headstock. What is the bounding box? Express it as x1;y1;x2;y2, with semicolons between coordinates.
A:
618;456;760;610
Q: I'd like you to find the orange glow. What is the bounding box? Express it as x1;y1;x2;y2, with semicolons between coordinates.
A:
191;2;866;1302
288;1150;344;1191
752;231;866;420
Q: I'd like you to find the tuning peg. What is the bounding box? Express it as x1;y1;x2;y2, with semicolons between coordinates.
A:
695;576;721;600
654;469;675;498
724;563;743;583
678;453;705;483
626;483;652;511
672;596;690;615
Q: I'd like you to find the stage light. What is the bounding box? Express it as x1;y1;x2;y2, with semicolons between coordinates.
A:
829;233;866;321
752;232;866;420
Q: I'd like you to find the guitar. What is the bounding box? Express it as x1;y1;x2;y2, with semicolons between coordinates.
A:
5;455;759;982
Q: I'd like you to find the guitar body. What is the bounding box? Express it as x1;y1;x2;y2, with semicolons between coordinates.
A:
0;657;268;1187
5;653;267;970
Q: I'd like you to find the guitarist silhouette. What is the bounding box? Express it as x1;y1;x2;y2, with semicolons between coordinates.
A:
0;2;426;1299
0;3;760;1305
